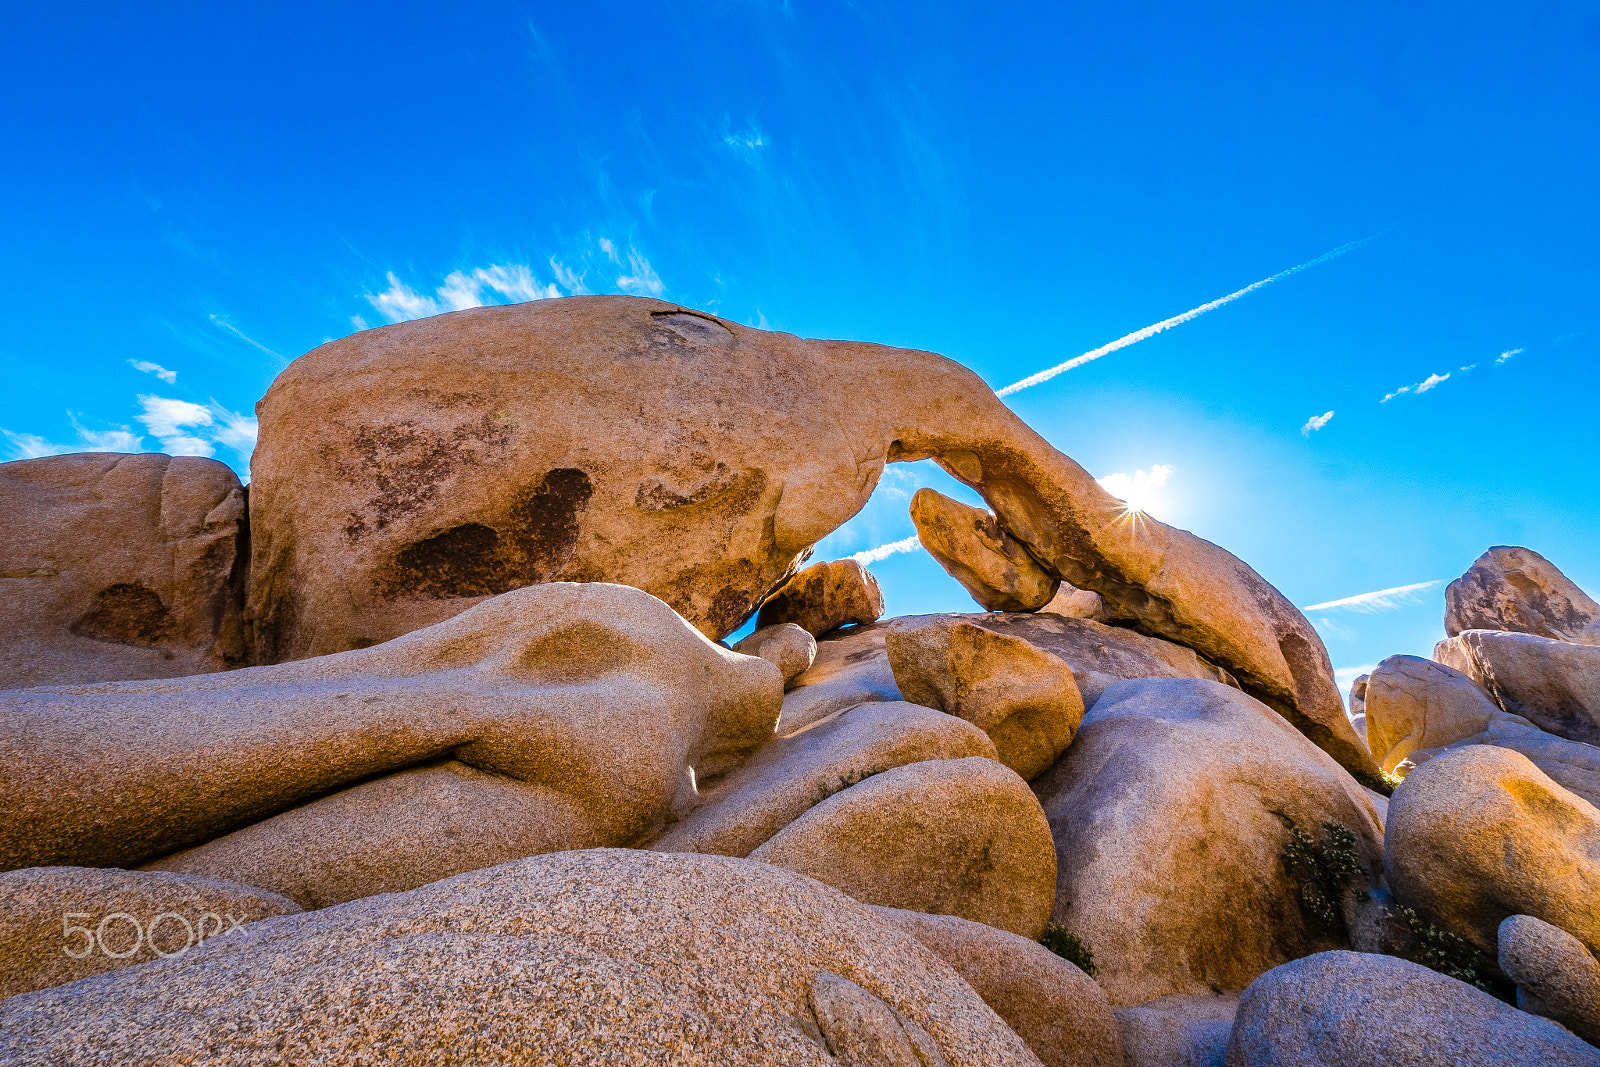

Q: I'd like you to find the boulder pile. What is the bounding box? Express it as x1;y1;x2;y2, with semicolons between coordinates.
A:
0;297;1594;1065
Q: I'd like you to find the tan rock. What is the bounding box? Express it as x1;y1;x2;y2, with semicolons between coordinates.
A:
1033;678;1384;1006
1348;672;1369;749
0;850;1041;1066
0;867;298;999
757;558;885;637
1041;582;1107;621
1363;654;1501;775
809;969;951;1067
779;622;904;735
1405;709;1600;809
651;700;997;858
886;616;1085;780
1446;545;1600;644
872;905;1123;1067
750;757;1057;939
0;453;248;688
1113;993;1238;1067
246;295;1362;775
2;583;782;909
1225;950;1600;1067
1435;629;1600;745
1499;914;1600;1047
910;487;1059;612
1384;745;1600;958
733;622;817;684
952;611;1238;710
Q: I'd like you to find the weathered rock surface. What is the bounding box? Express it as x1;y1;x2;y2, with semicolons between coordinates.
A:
1384;745;1600;958
0;867;299;999
779;622;904;734
1114;994;1238;1067
1041;582;1106;621
2;583;782;908
0;453;248;688
733;621;817;685
887;616;1085;780
1348;672;1369;749
650;700;997;858
1499;913;1600;1047
1446;545;1600;645
910;487;1059;612
758;558;885;637
1436;629;1600;745
0;850;1042;1066
1033;678;1384;1006
1224;950;1600;1066
1363;654;1501;775
1406;709;1600;809
872;905;1123;1067
246;295;1361;774
750;757;1057;939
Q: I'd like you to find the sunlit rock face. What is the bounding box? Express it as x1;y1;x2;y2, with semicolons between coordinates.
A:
248;294;1366;772
1445;545;1600;645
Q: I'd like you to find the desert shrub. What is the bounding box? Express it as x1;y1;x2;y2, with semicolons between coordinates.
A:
1351;766;1395;796
1386;904;1505;997
1283;822;1366;936
1040;925;1096;976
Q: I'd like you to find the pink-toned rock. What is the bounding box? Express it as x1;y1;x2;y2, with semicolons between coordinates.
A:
0;453;248;687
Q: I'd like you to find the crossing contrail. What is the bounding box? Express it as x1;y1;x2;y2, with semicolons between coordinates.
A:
996;236;1379;398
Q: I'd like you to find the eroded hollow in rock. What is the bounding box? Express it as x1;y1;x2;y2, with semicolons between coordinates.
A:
70;584;172;647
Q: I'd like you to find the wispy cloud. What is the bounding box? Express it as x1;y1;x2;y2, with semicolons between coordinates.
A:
615;246;665;297
1301;410;1334;436
2;420;145;460
1302;579;1443;614
366;263;563;324
209;315;283;359
995;236;1379;398
850;534;922;566
1496;347;1523;364
1381;355;1505;402
132;395;258;461
128;360;178;384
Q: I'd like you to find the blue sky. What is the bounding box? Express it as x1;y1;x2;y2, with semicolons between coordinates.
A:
3;1;1597;686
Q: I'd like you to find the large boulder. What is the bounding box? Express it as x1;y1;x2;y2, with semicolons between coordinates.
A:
1406;709;1600;809
1384;745;1600;958
0;453;248;688
1446;545;1600;645
0;850;1042;1066
1348;673;1370;751
1435;629;1600;745
1363;654;1501;775
1114;994;1238;1067
757;558;885;637
872;905;1123;1067
732;622;817;685
246;295;1363;775
650;700;998;857
1042;582;1107;620
0;867;298;999
1033;678;1384;1006
1224;950;1600;1066
2;583;782;909
779;622;904;734
910;487;1059;611
750;757;1057;939
1499;913;1600;1047
887;616;1085;779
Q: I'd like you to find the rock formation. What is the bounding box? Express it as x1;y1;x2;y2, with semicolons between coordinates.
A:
778;622;904;733
1363;654;1502;775
910;487;1059;611
0;453;248;688
732;621;817;684
1499;913;1600;1046
1446;546;1600;644
1;582;781;906
757;558;886;636
244;296;1365;773
1435;629;1600;745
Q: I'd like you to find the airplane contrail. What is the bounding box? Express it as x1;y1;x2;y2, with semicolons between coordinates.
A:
1302;579;1442;614
995;235;1379;398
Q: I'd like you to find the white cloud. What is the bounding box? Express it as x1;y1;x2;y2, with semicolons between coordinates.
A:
1301;579;1443;614
1497;347;1523;364
1381;371;1450;403
599;237;617;261
128;359;178;384
136;395;215;456
850;535;922;566
1334;664;1377;686
350;314;370;331
2;418;147;460
615;246;665;296
367;263;564;324
1301;410;1334;436
724;124;767;151
209;406;259;453
1097;464;1174;514
995;236;1380;398
209;315;283;359
550;257;588;294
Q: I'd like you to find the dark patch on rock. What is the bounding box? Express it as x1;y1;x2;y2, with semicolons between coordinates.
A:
343;414;514;541
71;584;172;647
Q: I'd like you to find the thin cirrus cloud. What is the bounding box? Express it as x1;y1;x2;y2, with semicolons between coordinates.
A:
1301;579;1443;614
127;359;178;384
995;236;1378;398
1301;410;1334;436
1;421;144;460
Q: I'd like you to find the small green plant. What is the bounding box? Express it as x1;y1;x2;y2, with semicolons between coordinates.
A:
1283;822;1366;936
1351;767;1395;796
1385;905;1500;995
1039;925;1096;977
